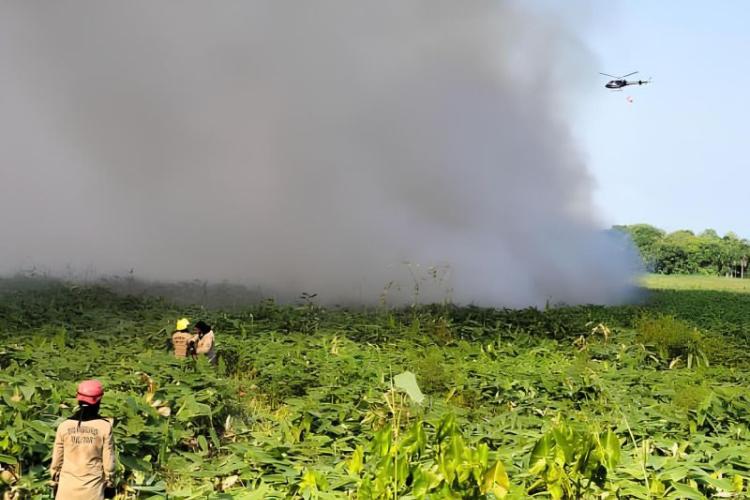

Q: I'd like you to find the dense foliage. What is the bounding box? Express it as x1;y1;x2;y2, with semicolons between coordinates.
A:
615;224;750;276
2;277;750;498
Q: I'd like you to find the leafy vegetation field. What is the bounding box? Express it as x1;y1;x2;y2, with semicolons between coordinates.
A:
2;276;750;499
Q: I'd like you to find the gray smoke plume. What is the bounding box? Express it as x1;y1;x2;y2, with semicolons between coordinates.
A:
0;1;638;306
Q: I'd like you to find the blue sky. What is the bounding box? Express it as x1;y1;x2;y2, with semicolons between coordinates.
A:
572;1;750;237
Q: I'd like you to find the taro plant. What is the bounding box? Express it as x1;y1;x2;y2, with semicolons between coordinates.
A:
354;372;509;498
4;278;750;498
527;419;621;499
635;314;709;369
353;414;510;499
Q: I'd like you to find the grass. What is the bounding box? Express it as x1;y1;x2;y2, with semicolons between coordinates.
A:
641;273;750;293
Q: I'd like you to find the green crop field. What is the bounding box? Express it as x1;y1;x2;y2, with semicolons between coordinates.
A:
641;274;750;294
2;276;750;499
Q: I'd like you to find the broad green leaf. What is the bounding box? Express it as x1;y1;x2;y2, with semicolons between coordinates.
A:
616;482;652;499
347;445;364;476
658;465;690;482
482;461;509;498
19;385;35;401
601;430;621;470
668;483;706;499
552;426;574;464
120;455;153;473
732;475;744;492
393;371;424;404
697;474;733;492
529;433;552;474
176;395;212;421
209;426;220;450
197;435;209;453
129;481;167;493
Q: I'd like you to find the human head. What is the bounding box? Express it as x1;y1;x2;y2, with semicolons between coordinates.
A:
194;321;211;335
76;379;104;405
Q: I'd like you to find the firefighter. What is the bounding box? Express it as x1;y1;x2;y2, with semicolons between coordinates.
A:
50;380;115;500
170;318;194;358
192;320;217;364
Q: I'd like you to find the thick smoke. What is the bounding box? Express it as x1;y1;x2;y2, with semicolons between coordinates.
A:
0;1;638;306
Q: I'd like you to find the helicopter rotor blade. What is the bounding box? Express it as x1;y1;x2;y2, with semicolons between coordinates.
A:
621;71;638;78
599;72;619;79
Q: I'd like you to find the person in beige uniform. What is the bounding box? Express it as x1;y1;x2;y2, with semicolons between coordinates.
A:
193;321;217;364
170;318;194;358
50;380;115;500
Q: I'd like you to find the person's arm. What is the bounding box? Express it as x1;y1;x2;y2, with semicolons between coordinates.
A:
50;425;64;481
102;421;115;486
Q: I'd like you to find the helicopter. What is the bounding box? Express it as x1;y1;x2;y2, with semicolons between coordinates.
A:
599;71;651;90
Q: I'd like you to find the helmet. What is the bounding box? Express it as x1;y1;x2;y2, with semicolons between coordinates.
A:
175;318;190;331
76;379;104;405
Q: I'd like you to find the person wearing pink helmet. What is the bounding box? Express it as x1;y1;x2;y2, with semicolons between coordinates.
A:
50;380;115;500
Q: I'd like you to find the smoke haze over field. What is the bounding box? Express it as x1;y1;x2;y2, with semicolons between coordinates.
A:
0;1;638;306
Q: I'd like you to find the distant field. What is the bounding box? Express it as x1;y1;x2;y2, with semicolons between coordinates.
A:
641;273;750;293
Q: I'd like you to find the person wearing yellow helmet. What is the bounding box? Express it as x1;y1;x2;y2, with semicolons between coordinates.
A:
175;318;190;331
170;318;194;358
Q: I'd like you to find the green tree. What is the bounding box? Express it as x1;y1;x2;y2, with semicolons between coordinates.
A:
722;233;750;278
613;225;750;278
613;224;665;268
652;230;700;274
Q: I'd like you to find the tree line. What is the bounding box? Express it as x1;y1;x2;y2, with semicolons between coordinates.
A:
614;224;750;277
